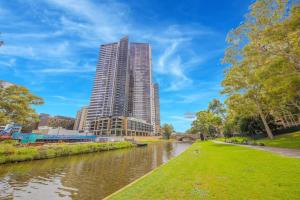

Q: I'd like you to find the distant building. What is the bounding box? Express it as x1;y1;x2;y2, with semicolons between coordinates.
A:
152;83;161;134
86;37;160;136
37;114;75;130
38;113;50;127
0;80;14;88
73;106;88;132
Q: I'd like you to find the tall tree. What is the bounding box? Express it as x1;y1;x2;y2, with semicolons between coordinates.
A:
0;85;44;125
222;0;299;139
208;98;226;136
208;98;226;119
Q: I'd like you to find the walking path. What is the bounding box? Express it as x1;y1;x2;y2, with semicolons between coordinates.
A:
213;141;300;158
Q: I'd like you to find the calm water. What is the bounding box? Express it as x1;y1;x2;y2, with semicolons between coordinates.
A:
0;142;191;200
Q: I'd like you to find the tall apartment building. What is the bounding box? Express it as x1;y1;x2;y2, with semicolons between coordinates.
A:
129;43;152;123
86;37;129;123
73;106;88;132
86;37;160;136
153;83;161;134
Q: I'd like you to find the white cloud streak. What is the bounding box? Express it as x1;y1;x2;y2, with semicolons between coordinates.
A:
0;0;219;90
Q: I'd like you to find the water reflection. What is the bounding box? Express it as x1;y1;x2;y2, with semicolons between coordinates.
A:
0;142;191;200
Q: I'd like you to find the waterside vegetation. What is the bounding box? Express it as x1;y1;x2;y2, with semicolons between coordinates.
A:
0;141;135;164
187;0;300;140
219;131;300;149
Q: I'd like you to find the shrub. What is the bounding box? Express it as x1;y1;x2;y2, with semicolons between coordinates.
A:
0;141;134;164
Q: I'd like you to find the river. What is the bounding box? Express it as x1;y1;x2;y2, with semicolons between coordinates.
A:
0;142;191;200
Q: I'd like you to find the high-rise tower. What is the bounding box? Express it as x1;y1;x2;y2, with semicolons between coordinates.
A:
86;37;160;135
86;37;129;123
128;43;152;124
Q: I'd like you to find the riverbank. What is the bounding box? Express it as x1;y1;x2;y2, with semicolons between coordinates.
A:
0;141;135;164
107;141;300;200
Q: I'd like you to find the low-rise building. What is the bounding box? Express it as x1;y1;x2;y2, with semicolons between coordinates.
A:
0;80;14;88
73;106;88;132
37;114;75;130
90;116;153;136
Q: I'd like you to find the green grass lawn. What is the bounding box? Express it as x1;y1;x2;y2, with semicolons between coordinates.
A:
258;131;300;149
107;141;300;200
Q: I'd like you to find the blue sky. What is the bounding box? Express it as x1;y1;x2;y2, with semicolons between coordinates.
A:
0;0;253;132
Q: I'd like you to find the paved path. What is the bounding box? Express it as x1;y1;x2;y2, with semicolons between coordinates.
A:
213;141;300;158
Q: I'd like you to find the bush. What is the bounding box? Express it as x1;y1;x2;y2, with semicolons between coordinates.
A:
0;141;135;164
1;140;19;145
0;144;16;155
224;137;259;145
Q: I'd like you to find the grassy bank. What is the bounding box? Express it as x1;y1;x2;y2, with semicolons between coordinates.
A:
107;141;300;200
219;131;300;149
0;141;134;164
258;131;300;149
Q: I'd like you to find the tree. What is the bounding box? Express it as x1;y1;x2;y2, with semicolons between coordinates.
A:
191;111;222;137
208;98;226;119
208;98;226;136
0;85;44;125
185;126;198;134
222;0;300;139
161;123;174;139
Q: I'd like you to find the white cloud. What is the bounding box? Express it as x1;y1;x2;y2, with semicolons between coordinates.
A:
164;57;193;91
49;95;89;106
0;58;16;68
0;0;219;91
0;41;70;60
27;61;95;74
170;115;195;122
45;0;130;42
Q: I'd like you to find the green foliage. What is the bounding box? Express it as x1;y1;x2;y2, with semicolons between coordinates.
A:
208;98;226;119
222;137;264;146
221;131;300;149
221;0;300;138
1;139;19;145
185;127;198;134
0;85;44;125
192;110;222;137
109;141;300;200
0;142;134;164
161;124;174;139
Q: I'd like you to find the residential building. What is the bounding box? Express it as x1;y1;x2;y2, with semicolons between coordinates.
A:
87;37;160;136
38;114;75;130
73;106;88;131
90;116;153;136
153;83;161;134
86;37;129;123
128;42;152;124
0;80;14;88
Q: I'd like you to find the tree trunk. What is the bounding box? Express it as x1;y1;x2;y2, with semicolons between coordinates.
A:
257;106;274;139
281;111;290;127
